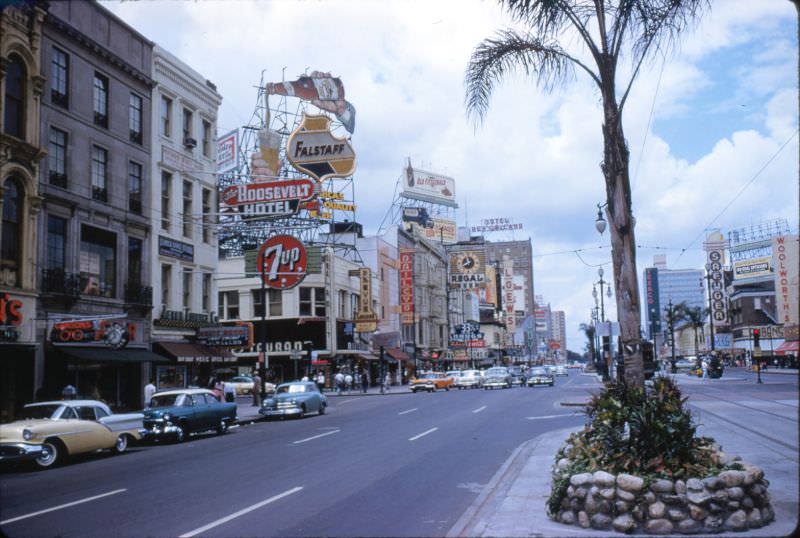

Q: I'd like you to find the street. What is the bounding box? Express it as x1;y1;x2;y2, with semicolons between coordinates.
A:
1;369;797;538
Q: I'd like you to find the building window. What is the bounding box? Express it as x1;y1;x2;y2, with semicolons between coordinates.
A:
161;264;171;309
350;293;359;319
0;178;22;284
182;180;192;238
182;269;192;313
46;215;67;271
79;225;116;297
219;291;239;320
93;73;108;128
161;171;171;231
51;47;69;108
299;287;325;317
252;290;265;318
128;237;142;285
160;95;172;137
202;120;212;157
48;127;68;188
338;290;347;318
269;289;282;316
202;188;212;243
129;93;143;144
182;108;193;144
91;146;108;202
128;161;142;214
202;273;211;312
3;55;25;138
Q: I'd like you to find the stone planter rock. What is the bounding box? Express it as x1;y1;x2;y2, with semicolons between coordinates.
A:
550;451;773;535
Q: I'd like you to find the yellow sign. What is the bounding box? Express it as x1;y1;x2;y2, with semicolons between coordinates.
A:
286;114;356;181
320;191;345;200
355;321;378;333
323;200;357;212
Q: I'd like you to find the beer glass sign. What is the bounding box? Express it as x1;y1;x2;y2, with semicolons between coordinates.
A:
256;235;308;289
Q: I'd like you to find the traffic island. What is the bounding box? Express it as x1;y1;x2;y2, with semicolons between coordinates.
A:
547;377;774;535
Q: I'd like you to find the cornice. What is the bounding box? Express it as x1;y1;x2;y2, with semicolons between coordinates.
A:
154;58;222;116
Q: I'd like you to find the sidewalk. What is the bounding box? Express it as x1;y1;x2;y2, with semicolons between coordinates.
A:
449;373;799;537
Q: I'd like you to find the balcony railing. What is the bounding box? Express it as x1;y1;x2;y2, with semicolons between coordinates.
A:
41;269;81;298
49;171;67;188
92;186;107;202
124;282;153;306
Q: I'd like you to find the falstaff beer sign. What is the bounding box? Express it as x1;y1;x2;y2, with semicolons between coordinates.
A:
286;115;356;182
221;178;316;218
256;235;308;290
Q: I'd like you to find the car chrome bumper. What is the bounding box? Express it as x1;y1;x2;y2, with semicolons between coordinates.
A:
259;407;302;417
143;422;180;437
0;442;46;462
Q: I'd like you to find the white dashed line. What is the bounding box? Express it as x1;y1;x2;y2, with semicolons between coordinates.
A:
1;489;127;525
179;487;303;538
472;406;486;414
409;427;438;441
293;430;340;444
398;408;418;415
526;414;575;420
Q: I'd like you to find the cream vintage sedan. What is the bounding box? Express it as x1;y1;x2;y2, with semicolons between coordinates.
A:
0;400;145;469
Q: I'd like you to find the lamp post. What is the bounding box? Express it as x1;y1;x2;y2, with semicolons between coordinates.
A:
703;264;716;352
594;268;612;381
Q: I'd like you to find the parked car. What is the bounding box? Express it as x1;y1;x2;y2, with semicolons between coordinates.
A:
526;367;555;387
454;369;483;389
142;389;237;442
508;366;525;386
226;375;254;395
259;381;327;418
445;370;462;384
553;365;568;377
0;400;145;469
410;372;453;392
483;366;512;389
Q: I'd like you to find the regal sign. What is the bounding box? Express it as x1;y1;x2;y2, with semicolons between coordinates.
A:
256;235;308;289
221;178;316;218
286;115;356;181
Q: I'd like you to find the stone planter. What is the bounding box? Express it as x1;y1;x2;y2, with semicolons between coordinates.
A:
550;450;774;534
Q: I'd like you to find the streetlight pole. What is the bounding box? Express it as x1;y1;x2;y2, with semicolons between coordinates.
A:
594;267;612;381
704;264;716;352
666;299;677;373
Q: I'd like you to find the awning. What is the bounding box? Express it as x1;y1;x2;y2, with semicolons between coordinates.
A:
156;342;236;362
354;353;381;362
775;341;799;355
385;348;410;361
53;346;171;364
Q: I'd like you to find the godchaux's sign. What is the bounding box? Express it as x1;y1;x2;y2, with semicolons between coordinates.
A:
220;178;316;218
286;115;356;182
256;235;308;290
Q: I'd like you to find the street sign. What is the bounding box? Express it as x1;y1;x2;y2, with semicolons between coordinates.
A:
290;351;303;360
753;347;762;357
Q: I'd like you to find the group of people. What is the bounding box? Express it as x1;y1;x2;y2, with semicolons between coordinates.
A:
331;370;391;394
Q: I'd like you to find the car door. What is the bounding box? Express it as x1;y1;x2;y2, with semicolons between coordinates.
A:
61;406;107;454
192;393;214;430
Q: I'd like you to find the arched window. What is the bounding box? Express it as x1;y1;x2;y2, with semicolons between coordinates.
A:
3;55;26;138
1;178;23;285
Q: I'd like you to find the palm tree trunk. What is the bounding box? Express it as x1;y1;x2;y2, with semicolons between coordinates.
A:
600;74;644;389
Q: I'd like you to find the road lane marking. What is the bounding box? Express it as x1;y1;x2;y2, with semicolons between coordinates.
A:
293;430;340;444
0;489;126;525
472;406;486;414
526;414;576;420
398;408;418;415
409;427;438;441
337;398;357;405
179;487;303;538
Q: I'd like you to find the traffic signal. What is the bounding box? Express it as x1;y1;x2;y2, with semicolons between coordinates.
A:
431;350;441;360
753;328;760;347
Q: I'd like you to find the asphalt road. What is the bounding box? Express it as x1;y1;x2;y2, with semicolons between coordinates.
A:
0;371;593;538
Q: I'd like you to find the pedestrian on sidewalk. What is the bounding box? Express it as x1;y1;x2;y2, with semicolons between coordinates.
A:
383;372;391;393
701;359;709;382
252;371;262;407
316;371;325;392
223;379;236;403
344;373;353;394
144;379;156;408
361;370;368;393
335;371;344;394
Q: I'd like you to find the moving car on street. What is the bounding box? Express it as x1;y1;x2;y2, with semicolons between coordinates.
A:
553;365;568;376
483;367;512;389
454;369;483;389
259;381;327;418
526;367;555;387
143;389;237;442
410;372;453;392
0;400;145;469
508;366;525;386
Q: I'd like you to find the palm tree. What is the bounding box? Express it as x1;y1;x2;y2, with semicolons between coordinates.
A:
465;0;709;388
674;302;708;358
579;322;597;371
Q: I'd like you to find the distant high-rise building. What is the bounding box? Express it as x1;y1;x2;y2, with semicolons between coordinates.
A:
643;256;704;341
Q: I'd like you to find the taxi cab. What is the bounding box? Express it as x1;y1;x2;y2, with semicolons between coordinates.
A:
410;372;454;393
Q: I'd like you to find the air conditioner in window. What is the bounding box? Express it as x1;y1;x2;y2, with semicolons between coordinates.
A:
183;137;197;148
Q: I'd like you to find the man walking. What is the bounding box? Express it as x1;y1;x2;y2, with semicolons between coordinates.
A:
144;379;156;407
252;371;262;407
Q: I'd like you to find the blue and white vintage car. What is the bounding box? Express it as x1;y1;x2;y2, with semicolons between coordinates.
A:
259;382;327;419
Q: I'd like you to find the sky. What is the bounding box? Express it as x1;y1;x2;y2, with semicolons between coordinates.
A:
104;0;799;353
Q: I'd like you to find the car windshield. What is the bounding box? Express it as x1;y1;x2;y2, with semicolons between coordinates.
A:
446;371;461;377
277;384;306;394
22;404;62;419
149;394;184;408
486;368;507;375
532;368;548;375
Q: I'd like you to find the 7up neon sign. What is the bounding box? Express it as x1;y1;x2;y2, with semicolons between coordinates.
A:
256;235;308;289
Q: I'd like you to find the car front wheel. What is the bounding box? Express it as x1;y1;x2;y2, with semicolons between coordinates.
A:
113;434;129;453
175;423;188;443
217;419;228;435
35;439;62;469
319;403;326;415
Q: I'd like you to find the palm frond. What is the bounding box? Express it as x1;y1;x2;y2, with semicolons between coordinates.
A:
464;29;573;125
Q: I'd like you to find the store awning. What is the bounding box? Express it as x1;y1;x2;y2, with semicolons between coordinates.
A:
54;346;171;364
354;353;381;362
156;342;236;362
775;341;799;355
385;348;410;361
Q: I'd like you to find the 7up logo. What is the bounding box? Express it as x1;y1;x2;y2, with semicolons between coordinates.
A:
257;235;308;289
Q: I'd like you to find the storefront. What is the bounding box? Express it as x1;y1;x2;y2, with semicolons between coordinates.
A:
0;292;37;422
154;341;236;389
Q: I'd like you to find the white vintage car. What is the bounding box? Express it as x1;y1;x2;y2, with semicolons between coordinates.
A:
0;400;145;469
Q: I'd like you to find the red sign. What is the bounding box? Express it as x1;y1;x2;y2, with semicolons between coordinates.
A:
549;341;561;350
399;249;414;324
221;179;315;206
50;319;137;348
256;235;308;289
0;293;22;326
